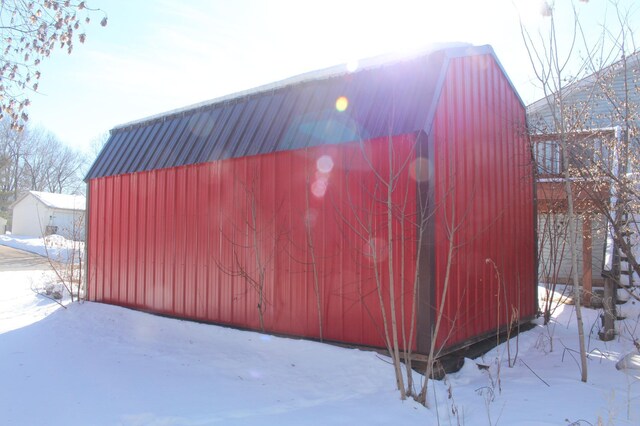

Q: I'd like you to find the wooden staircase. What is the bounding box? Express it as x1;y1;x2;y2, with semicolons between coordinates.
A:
619;211;638;288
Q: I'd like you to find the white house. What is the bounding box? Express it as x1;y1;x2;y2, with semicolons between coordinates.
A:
11;191;86;240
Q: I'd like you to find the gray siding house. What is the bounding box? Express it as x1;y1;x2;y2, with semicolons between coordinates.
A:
528;51;640;298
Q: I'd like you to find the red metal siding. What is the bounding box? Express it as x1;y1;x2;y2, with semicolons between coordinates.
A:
87;51;535;355
88;135;420;351
430;55;535;350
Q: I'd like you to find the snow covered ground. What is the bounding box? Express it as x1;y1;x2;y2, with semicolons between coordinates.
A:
1;249;639;425
0;233;83;264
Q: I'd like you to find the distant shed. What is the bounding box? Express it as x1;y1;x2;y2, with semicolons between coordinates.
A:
85;45;536;356
11;191;86;239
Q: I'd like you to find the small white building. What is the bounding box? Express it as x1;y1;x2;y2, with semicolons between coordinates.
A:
11;191;86;240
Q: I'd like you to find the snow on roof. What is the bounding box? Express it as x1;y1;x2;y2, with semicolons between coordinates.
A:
113;42;472;131
90;42;502;180
29;191;86;211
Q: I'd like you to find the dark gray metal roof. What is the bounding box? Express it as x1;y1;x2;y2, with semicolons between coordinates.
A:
86;45;496;180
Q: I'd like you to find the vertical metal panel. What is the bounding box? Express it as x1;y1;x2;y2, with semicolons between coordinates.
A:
245;92;287;157
88;134;421;351
137;121;167;172
174;167;187;315
216;159;232;322
90;178;100;301
118;175;130;304
163;167;176;313
154;169;166;312
256;90;299;155
210;103;246;162
177;112;209;166
142;120;177;172
274;84;317;152
135;173;146;307
127;174;137;304
185;165;198;318
86;50;534;355
157;118;191;171
203;106;237;161
195;166;209;319
190;109;223;163
145;171;157;310
103;175;113;302
110;176;121;302
429;55;535;352
230;98;267;157
120;125;153;175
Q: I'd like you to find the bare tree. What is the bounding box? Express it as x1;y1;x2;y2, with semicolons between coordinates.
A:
21;127;52;191
0;118;86;235
335;131;467;405
0;0;107;128
537;210;573;324
35;206;85;304
217;171;284;332
521;2;589;382
42;139;84;193
304;153;324;341
1;120;85;197
522;0;640;380
569;15;640;306
0;118;27;201
417;177;464;406
82;131;109;174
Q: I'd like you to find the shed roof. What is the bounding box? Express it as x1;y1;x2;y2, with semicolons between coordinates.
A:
86;44;502;180
13;191;86;211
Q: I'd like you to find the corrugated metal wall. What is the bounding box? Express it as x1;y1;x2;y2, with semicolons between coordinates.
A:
430;55;536;350
88;135;419;351
88;50;536;355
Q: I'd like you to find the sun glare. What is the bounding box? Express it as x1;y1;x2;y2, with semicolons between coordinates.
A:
335;96;348;112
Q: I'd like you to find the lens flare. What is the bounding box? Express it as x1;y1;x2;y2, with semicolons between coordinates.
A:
335;96;348;112
316;155;334;173
346;60;358;73
311;178;328;198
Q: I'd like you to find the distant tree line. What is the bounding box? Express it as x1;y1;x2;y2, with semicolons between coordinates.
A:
0;119;86;226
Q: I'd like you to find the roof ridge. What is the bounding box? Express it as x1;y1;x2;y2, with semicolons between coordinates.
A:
29;191;86;210
86;43;508;181
527;49;640;109
112;42;473;133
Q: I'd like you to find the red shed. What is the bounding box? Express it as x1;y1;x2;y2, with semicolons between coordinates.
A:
86;45;536;356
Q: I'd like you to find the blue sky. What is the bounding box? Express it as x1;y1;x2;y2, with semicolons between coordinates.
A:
27;0;640;151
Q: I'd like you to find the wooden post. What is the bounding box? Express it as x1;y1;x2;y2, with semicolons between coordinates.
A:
582;215;592;307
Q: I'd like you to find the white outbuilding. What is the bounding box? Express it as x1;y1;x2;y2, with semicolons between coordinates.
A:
11;191;86;240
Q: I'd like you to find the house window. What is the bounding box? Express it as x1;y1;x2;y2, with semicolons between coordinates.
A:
535;141;561;175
